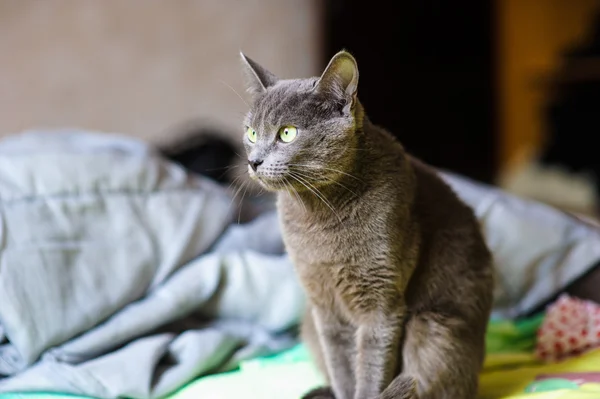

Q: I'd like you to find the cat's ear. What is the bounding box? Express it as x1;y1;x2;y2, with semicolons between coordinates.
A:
315;50;359;113
240;52;279;96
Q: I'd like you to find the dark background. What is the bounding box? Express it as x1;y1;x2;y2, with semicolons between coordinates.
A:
325;0;496;183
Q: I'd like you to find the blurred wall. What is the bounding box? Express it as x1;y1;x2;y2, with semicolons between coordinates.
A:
498;0;599;170
0;1;323;143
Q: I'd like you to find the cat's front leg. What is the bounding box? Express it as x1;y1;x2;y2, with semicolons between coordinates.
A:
354;312;404;399
312;306;357;399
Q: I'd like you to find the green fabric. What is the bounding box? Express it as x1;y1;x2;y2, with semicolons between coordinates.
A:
486;313;545;354
524;379;581;393
0;315;545;399
168;345;324;399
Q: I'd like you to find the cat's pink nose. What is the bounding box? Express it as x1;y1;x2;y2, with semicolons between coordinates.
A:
248;159;263;171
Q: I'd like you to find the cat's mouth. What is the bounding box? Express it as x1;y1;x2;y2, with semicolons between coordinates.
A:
249;164;326;193
248;169;289;191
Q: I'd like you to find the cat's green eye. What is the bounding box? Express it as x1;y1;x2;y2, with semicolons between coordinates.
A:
246;127;257;143
279;126;297;143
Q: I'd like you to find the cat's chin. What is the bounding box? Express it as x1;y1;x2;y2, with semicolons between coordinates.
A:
251;176;287;192
258;182;287;193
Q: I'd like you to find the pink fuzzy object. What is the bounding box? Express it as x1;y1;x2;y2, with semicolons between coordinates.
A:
535;294;600;362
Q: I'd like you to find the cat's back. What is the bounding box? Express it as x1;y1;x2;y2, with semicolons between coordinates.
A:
410;157;480;232
405;157;493;314
364;125;492;313
372;130;491;281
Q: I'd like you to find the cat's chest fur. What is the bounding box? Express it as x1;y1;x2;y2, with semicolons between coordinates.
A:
277;192;404;319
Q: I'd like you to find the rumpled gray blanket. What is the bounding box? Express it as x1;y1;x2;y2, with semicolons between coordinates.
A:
0;131;303;398
1;130;600;399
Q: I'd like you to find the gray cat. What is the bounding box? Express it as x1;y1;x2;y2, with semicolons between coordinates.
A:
240;50;494;399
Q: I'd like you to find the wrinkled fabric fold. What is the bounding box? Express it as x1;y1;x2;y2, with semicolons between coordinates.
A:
0;131;304;398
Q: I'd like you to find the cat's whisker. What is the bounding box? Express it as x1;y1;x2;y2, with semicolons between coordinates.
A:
218;79;249;108
207;164;242;182
283;180;296;203
205;164;240;172
293;174;340;221
284;177;307;213
289;172;341;222
288;163;364;183
237;180;250;224
294;186;307;213
218;170;234;182
226;175;242;193
228;179;245;205
290;168;359;198
290;167;328;182
226;176;248;218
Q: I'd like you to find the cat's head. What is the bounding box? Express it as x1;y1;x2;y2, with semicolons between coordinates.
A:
240;50;361;192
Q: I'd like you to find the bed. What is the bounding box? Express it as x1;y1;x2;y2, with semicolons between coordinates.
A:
2;130;600;399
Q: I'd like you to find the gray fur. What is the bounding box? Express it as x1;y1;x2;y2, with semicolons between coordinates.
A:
240;50;494;399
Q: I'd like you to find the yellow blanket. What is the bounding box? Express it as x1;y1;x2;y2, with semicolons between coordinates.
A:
480;349;600;399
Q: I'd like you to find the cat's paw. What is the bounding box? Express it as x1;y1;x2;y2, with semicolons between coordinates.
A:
301;386;336;399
